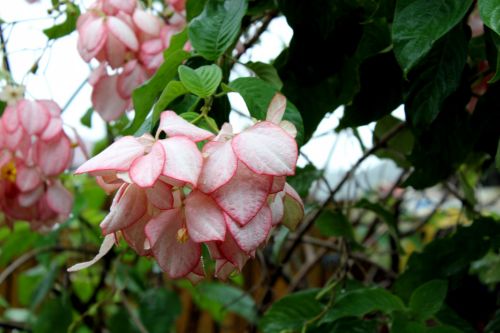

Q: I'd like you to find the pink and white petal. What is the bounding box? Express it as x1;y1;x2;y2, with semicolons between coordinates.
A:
270;176;286;194
145;180;173;210
89;63;107;86
217;234;249;271
122;213;151;256
91;74;129;121
158;111;214;142
117;61;147;99
226;205;272;253
79;18;107;61
18;100;50;135
34;134;72;176
16;165;42;192
269;192;284;226
109;0;136;14
160;137;203;186
75;136;145;174
17;186;44;207
67;234;115;272
214;122;234;142
212;163;272;225
145;209;201;278
184;190;226;242
129;141;165;187
5;127;25;151
266;93;287;124
232;121;298;176
279;120;297;138
282;183;304;231
40;117;63;141
2;105;19;132
107;16;139;51
215;260;237;280
105;33;127;68
206;242;223;260
38;100;61;116
141;38;163;55
133;9;162;36
46;181;73;215
198;141;237;193
100;184;147;234
96;176;122;194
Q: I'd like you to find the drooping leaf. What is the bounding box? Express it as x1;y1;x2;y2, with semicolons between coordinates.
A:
315;210;355;242
244;61;283;90
409;279;448;321
392;0;473;73
43;3;80;40
178;64;222;98
80;107;93;128
33;297;72;333
260;289;323;333
405;24;469;126
479;0;500;36
373;115;414;168
188;0;248;60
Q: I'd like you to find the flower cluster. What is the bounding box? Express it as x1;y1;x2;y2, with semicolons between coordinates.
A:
0;99;74;230
77;0;186;121
71;94;304;281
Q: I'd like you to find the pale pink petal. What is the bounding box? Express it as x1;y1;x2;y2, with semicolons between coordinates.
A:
213;162;272;225
100;183;147;234
269;192;284;226
40;117;63;141
96;176;122;194
34;134;72;176
160;136;203;186
105;33;127;68
206;241;223;259
145;180;173;210
145;208;201;278
217;233;249;271
38;100;61;116
130;141;165;187
46;181;73;215
89;63;107;86
67;234;115;272
5;127;25;151
184;190;226;242
78;17;107;61
18;100;50;135
141;39;163;54
91;74;129;121
109;0;136;14
107;16;139;51
75;136;146;174
16;165;41;192
214;260;236;280
232;121;298;176
117;60;147;99
158;111;214;142
133;9;162;36
270;176;286;194
215;123;234;142
282;183;304;231
279;120;297;138
266;93;286;124
122;213;151;256
2;105;19;133
226;206;272;253
198;141;237;193
17;186;44;207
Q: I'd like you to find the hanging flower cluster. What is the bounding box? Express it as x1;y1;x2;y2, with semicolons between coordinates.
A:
70;94;304;281
0;99;74;231
77;0;186;121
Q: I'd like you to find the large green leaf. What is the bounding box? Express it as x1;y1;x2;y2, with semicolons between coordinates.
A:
315;210;355;242
188;0;248;60
405;24;468;126
260;289;323;333
229;77;305;145
409;280;448;321
33;297;72;333
320;287;405;323
151;80;189;127
178;64;222;98
139;289;181;333
124;50;190;135
392;0;473;74
286;164;322;197
479;0;500;36
244;61;283;90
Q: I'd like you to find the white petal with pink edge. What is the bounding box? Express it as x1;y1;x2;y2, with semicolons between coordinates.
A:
184;190;226;242
232;121;298;176
198;141;237;193
91;74;129;121
16;165;41;192
67;234;115;272
266;93;287;124
158;111;214;142
34;135;72;176
160;136;203;186
107;16;139;51
46;181;73;215
226;205;272;253
18;100;50;135
145;180;173;210
129;141;165;187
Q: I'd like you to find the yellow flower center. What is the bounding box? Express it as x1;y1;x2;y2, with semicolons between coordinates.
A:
176;227;189;244
0;161;17;182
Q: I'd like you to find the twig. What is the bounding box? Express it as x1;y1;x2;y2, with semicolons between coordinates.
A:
235;10;279;60
287;247;328;292
62;78;88;113
0;25;11;73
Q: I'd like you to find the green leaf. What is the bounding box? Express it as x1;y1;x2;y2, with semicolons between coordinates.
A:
314;317;378;333
392;0;473;74
479;0;500;36
152;81;189;126
186;0;207;21
315;210;355;241
33;297;72;333
427;326;464;333
485;27;500;83
405;24;468;126
178;64;222;98
373;115;414;168
139;288;181;333
0;223;39;266
194;282;258;323
31;263;60;309
409;280;448;321
260;289;323;333
163;28;189;60
229;77;305;145
124;50;190;135
43;3;80;40
179;111;219;133
391;312;426;333
320;287;405;323
286;164;322;197
108;308;140;333
244;61;283;90
80;107;93;128
188;0;248;60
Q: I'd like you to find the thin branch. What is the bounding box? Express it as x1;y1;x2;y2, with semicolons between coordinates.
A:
0;25;11;73
235;10;279;60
